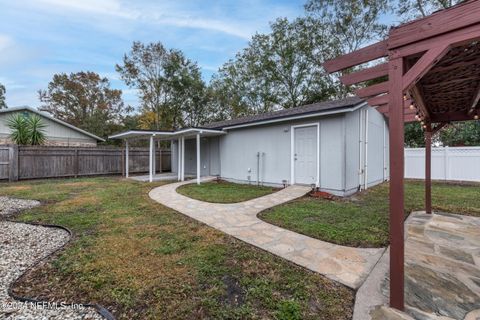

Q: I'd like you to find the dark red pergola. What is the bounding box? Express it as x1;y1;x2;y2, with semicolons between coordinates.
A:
324;0;480;311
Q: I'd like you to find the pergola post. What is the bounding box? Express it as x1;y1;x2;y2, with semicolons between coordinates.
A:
388;57;405;311
177;138;181;181
125;140;129;178
149;135;154;183
196;133;201;185
181;136;185;181
425;127;432;214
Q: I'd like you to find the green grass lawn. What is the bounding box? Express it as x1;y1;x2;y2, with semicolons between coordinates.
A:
259;180;480;248
177;180;279;203
1;177;353;320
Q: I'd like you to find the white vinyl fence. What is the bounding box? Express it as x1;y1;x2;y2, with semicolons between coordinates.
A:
405;146;480;182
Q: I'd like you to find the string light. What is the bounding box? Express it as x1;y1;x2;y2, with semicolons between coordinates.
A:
409;103;415;110
475;114;479;120
415;113;419;120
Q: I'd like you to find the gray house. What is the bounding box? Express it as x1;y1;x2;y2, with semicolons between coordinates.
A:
111;97;389;196
0;106;104;147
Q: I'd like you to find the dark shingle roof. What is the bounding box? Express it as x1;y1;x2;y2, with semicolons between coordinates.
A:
203;96;364;129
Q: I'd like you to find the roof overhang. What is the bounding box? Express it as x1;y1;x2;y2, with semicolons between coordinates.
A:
108;128;226;140
221;102;367;130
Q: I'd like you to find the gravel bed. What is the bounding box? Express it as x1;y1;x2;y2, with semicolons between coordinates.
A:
0;197;41;216
0;197;104;319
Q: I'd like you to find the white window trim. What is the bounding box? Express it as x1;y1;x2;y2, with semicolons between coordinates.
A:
290;122;320;187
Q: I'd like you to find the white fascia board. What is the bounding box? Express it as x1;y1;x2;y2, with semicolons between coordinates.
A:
221;102;367;131
109;130;174;139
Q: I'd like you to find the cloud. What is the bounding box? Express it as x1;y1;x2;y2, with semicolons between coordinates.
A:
35;0;137;19
31;0;252;39
0;35;13;52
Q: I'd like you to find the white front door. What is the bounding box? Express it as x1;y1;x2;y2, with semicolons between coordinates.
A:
293;126;318;185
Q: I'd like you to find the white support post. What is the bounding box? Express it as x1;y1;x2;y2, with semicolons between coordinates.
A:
196;133;201;185
158;143;162;173
181;136;185;181
152;139;156;176
125;140;129;178
149;135;154;182
177;138;181;181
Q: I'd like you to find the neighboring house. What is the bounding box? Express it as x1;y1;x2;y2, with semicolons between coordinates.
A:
111;97;389;196
0;106;104;147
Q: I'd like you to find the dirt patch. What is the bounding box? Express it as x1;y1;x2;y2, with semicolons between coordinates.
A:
221;275;245;307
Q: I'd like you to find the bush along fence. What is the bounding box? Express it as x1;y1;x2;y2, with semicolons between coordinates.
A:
405;146;480;182
0;145;171;181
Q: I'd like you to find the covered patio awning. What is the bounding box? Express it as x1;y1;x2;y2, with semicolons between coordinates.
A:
323;0;480;312
109;128;225;184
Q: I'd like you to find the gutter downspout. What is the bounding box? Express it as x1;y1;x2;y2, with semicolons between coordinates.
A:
364;109;369;190
256;152;260;186
358;109;363;190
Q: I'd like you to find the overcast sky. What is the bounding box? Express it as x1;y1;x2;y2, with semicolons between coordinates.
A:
0;0;399;110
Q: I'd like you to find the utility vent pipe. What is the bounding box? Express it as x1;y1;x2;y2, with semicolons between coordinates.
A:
256;152;260;186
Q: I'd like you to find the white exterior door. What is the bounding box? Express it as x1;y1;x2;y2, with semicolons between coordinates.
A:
293;126;318;185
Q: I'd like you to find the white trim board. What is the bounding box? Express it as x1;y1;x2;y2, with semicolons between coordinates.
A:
290;122;320;187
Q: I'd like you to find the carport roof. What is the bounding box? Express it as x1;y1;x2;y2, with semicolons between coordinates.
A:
108;127;226;140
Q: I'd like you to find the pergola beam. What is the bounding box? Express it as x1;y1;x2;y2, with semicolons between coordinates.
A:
409;85;430;119
340;63;388;86
388;0;480;50
367;94;389;107
468;81;480;114
402;44;451;92
356;81;389;98
431;111;476;122
390;22;480;59
324;40;388;73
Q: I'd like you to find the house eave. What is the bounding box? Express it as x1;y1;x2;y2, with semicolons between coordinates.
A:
219;102;367;131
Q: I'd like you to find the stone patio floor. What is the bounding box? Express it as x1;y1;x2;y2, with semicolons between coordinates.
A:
149;178;385;289
355;211;480;320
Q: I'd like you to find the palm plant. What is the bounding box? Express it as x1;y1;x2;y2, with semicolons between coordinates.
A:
27;115;46;145
7;113;47;145
7;114;30;145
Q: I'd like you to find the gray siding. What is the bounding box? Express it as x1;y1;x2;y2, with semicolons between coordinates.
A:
0;110;97;146
170;105;388;197
171;137;220;176
366;107;388;187
219;115;349;195
319;116;345;193
345;110;361;194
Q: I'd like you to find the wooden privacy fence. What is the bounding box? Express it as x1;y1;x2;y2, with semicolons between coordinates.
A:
0;145;171;181
405;146;480;182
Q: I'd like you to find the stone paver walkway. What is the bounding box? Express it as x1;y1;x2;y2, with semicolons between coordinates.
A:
149;178;385;289
354;211;480;320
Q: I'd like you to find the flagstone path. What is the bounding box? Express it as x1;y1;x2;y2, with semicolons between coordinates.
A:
354;211;480;320
149;178;385;289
